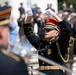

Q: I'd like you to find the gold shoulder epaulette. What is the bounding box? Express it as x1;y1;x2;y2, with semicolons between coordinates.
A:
1;49;20;62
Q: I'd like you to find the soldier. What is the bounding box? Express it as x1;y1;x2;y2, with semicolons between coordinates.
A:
23;9;71;75
18;2;25;15
17;12;25;42
0;7;29;75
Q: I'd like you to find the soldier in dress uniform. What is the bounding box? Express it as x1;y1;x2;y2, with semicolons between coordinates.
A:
23;9;71;75
0;7;29;75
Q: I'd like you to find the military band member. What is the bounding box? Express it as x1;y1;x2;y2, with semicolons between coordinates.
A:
23;9;71;75
0;7;29;75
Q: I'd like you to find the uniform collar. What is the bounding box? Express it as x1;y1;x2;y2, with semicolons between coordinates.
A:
49;39;56;45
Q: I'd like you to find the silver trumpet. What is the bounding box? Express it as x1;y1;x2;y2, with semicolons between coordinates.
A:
9;42;76;75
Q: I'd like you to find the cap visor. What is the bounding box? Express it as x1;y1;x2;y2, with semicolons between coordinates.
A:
44;26;55;29
0;19;13;30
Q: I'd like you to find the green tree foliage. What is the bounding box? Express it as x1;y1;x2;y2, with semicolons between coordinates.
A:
58;0;76;10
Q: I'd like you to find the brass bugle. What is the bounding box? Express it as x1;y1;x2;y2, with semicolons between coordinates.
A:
9;42;76;75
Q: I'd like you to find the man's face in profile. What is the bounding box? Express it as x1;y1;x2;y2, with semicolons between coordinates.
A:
44;28;59;41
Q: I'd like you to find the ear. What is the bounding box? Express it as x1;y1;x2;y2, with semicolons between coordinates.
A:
55;31;59;37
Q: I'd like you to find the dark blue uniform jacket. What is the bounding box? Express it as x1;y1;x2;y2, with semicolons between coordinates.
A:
0;49;29;75
23;20;71;66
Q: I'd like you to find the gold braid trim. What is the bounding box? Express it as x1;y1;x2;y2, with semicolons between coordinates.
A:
1;49;20;62
0;19;10;25
56;40;70;63
69;37;74;46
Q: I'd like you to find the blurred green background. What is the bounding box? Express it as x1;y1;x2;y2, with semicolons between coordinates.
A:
58;0;76;10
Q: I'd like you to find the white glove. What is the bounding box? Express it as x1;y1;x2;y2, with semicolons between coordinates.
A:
26;8;33;16
43;9;55;17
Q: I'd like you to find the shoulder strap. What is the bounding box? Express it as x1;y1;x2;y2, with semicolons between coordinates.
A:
1;49;20;62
